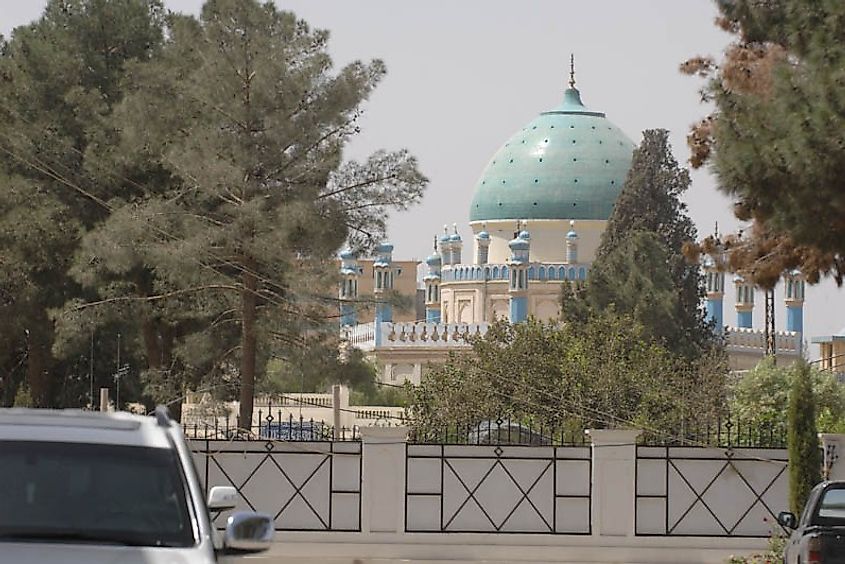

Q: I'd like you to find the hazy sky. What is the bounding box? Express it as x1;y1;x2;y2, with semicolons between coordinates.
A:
1;0;842;356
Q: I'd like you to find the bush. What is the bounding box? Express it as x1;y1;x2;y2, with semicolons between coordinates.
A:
788;360;822;515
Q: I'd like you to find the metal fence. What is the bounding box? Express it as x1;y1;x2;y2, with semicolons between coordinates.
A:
639;416;787;449
408;417;588;446
182;409;360;441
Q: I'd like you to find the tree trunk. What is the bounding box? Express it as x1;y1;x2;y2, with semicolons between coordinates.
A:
239;260;258;430
26;329;52;408
141;317;182;421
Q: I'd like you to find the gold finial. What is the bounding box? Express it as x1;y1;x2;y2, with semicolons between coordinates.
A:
569;53;576;89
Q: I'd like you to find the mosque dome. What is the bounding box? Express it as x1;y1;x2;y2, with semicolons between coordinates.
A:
470;71;635;222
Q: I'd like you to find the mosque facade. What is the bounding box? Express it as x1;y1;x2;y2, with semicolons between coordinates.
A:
340;69;806;383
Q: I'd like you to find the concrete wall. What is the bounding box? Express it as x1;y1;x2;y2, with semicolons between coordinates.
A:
192;427;808;563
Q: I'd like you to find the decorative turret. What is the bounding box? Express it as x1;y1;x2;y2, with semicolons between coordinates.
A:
703;252;725;334
475;225;491;265
373;243;394;325
734;274;754;329
439;225;453;266
449;223;463;265
564;220;579;264
783;269;805;337
423;248;442;323
507;229;531;323
338;248;359;327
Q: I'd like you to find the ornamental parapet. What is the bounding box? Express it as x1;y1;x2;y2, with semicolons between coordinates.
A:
724;326;801;354
441;262;589;283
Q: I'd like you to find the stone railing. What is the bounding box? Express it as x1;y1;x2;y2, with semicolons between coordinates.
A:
725;326;801;354
344;322;377;350
382;321;489;347
441;262;589;283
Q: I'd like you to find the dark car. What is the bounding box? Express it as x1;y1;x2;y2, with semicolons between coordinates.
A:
779;480;845;564
467;420;551;445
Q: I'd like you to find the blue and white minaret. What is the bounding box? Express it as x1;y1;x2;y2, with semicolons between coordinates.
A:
423;249;442;323
475;226;490;265
734;274;754;329
783;269;805;338
703;255;725;334
373;243;394;347
508;229;531;323
564;220;578;264
338;248;359;327
450;224;463;265
439;226;453;266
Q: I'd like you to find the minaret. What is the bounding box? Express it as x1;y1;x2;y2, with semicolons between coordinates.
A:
439;225;452;266
475;224;491;265
373;243;394;324
784;269;805;337
703;255;725;334
423;242;442;322
508;229;531;323
564;220;579;264
450;223;463;265
338;249;359;327
734;274;754;329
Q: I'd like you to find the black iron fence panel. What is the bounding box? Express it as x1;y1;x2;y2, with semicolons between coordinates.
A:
409;417;587;446
406;444;591;534
635;445;788;537
189;439;361;531
639;416;787;449
183;408;361;441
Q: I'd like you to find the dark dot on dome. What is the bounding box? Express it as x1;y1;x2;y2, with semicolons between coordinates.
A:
573;158;577;162
550;125;555;129
611;180;615;185
533;202;538;206
572;140;576;144
574;178;578;183
498;203;503;206
502;180;506;184
532;126;537;129
509;159;513;163
598;140;603;144
605;159;610;164
539;158;543;162
570;125;575;129
534;179;539;183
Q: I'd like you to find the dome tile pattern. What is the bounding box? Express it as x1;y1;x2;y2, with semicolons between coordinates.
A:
470;87;635;222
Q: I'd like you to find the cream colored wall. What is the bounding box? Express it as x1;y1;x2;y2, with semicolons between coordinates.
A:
469;219;606;264
353;259;420;322
440;280;563;324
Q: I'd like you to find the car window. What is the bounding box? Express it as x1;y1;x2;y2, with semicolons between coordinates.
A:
816;487;845;525
0;441;196;548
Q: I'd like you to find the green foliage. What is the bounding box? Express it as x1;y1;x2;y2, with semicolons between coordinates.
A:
562;129;715;359
688;0;845;283
727;532;786;563
0;0;425;417
408;312;728;439
730;357;845;433
788;360;822;515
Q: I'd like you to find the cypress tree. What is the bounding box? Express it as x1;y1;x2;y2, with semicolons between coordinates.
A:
788;360;822;515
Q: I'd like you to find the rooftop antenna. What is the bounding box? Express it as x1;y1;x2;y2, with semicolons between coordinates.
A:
433;235;437;252
569;53;576;89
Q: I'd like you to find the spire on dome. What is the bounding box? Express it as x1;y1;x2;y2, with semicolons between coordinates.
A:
569;53;576;89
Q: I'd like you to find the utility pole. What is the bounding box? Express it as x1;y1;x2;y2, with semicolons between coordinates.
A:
89;328;94;410
765;287;777;362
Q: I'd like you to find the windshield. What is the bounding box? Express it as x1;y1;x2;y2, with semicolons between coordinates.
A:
816;486;845;527
0;441;195;548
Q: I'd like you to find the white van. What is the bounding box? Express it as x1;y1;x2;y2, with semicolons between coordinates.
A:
0;406;272;563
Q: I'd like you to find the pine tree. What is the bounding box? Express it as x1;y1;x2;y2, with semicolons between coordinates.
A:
562;129;715;359
0;0;167;406
788;361;822;515
87;0;427;426
683;0;845;286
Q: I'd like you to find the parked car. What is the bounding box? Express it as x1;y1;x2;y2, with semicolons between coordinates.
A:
0;406;273;564
778;480;845;564
467;420;552;445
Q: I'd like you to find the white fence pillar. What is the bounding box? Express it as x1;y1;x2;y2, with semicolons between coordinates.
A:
588;428;642;537
820;433;845;480
361;426;408;533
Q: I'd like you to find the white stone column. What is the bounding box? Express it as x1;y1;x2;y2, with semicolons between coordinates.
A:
587;429;642;537
360;426;408;533
820;433;845;480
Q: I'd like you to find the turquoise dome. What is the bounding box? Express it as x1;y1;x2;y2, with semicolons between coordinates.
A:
470;86;635;222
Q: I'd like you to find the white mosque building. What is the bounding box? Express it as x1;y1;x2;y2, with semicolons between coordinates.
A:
339;68;804;383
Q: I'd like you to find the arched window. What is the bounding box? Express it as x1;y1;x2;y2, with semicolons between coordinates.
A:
579;267;586;280
492;266;499;279
548;267;556;280
558;266;565;279
539;266;546;281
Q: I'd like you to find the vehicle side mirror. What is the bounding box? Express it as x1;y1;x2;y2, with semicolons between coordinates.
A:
777;511;797;529
207;486;238;511
222;511;274;553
